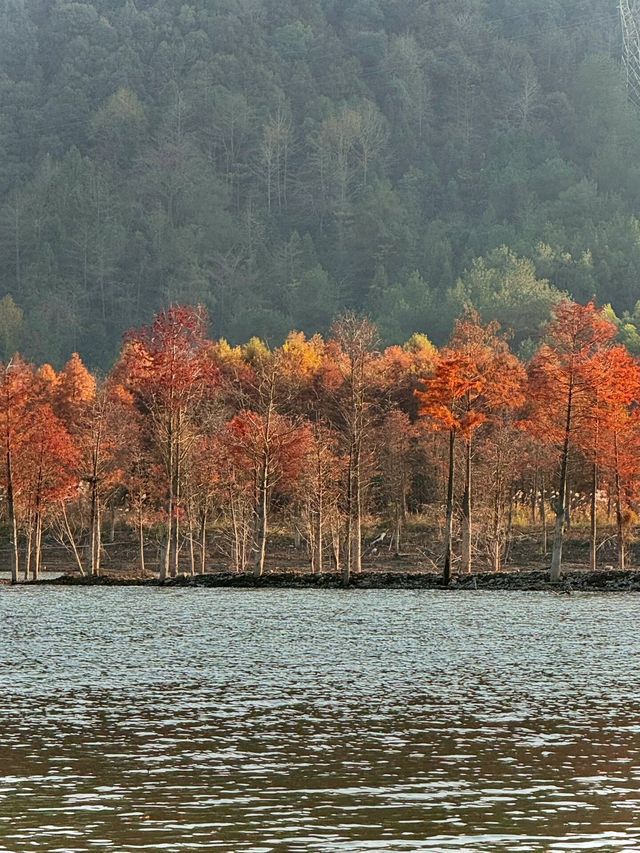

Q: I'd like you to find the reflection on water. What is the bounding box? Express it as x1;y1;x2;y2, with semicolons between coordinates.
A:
1;589;639;852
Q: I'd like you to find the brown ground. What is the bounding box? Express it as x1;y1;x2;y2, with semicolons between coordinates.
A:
2;521;639;589
80;524;640;577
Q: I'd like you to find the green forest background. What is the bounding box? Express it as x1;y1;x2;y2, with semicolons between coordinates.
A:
2;0;640;367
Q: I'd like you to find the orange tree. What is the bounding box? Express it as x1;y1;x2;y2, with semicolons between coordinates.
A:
416;312;524;582
526;301;618;581
117;305;218;579
0;358;35;583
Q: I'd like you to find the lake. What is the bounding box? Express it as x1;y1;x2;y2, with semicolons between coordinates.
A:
0;588;639;852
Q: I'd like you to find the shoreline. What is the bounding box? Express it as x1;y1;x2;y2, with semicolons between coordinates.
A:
12;568;640;592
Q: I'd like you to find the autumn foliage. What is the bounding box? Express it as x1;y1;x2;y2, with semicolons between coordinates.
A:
2;300;640;584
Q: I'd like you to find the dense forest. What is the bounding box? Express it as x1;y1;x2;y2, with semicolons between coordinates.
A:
2;0;640;367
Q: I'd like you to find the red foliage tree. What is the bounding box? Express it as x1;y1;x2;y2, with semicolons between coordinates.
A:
118;306;218;579
16;403;79;580
416;312;524;583
226;409;312;576
527;301;618;580
0;358;35;582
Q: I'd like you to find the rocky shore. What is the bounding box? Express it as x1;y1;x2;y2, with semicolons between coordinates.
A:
28;568;640;592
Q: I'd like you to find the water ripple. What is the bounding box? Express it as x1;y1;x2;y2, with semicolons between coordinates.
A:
1;589;640;851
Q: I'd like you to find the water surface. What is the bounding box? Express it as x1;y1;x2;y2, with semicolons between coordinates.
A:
1;588;639;852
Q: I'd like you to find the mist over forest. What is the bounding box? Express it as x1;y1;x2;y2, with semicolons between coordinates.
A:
1;0;639;367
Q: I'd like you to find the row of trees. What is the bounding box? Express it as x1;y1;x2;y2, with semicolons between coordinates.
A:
1;301;639;585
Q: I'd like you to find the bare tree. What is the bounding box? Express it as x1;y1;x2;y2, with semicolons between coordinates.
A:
330;314;379;586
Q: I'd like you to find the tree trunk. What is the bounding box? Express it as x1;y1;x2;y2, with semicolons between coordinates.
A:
331;519;340;575
308;509;316;574
25;513;33;583
6;449;19;584
540;472;548;555
33;510;42;581
172;442;181;578
550;484;566;582
160;533;170;581
393;502;402;557
200;511;207;575
443;429;456;587
254;389;275;578
95;501;102;576
616;496;626;570
614;432;626;570
352;443;362;574
254;458;268;577
551;379;573;581
241;504;248;572
61;502;86;576
316;490;323;574
230;495;240;572
530;466;538;526
188;508;196;577
460;437;472;574
504;489;515;565
138;504;146;575
344;444;353;588
294;526;302;551
492;451;502;572
161;431;174;581
590;457;598;573
89;422;103;577
90;479;100;577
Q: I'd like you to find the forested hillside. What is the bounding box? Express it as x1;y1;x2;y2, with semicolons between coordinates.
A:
1;0;640;366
